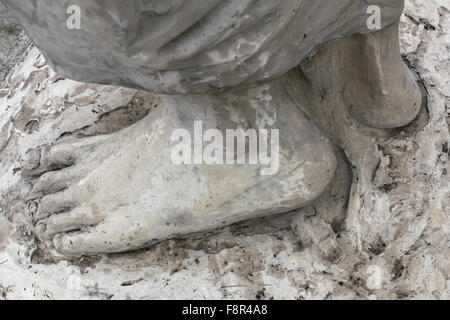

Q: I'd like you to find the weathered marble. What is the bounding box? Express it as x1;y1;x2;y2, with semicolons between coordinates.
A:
0;0;424;257
0;0;447;300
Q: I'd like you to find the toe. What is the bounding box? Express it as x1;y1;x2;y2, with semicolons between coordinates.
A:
32;188;79;221
21;135;107;176
31;167;81;195
36;206;101;240
21;143;76;176
52;228;110;256
52;221;151;256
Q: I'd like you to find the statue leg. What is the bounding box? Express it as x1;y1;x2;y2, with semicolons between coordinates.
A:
342;23;422;129
288;17;427;249
21;78;336;256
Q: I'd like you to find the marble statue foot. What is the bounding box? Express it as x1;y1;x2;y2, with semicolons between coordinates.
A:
21;79;336;256
342;23;422;129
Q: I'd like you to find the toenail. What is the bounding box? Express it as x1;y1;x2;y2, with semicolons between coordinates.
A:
28;201;39;216
35;221;46;235
19;182;33;199
21;148;41;171
52;234;67;250
52;234;72;253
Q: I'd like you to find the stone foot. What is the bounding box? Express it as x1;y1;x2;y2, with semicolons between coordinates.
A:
21;79;336;256
342;23;422;129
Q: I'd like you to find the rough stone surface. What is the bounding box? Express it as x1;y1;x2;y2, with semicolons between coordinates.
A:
0;0;448;300
0;0;423;258
2;0;403;93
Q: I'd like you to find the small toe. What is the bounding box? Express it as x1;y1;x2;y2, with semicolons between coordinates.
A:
36;206;100;240
52;228;109;256
52;221;149;256
32;188;79;221
30;167;80;195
